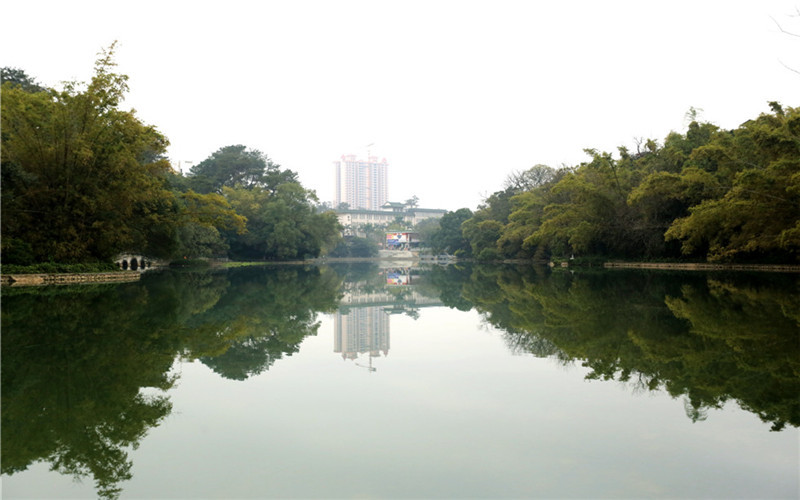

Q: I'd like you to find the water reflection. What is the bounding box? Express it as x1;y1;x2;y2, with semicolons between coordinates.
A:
1;263;797;498
1;265;342;499
334;265;443;371
1;282;178;499
192;266;341;379
425;264;800;431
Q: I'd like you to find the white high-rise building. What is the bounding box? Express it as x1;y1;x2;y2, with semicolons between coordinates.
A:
334;154;388;210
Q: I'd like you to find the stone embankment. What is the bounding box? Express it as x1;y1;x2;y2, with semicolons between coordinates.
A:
1;272;141;287
603;262;800;273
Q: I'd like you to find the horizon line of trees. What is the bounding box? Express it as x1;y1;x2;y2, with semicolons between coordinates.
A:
2;45;797;267
428;104;799;264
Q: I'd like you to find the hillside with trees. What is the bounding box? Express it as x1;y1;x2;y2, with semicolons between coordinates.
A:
428;104;799;264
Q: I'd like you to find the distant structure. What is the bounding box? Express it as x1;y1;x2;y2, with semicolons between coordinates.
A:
334;154;388;210
334;306;390;362
335;201;447;237
334;274;444;371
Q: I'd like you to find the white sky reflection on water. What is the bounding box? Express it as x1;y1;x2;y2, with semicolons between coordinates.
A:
3;307;797;499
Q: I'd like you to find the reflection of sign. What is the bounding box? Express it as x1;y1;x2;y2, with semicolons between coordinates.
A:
387;271;410;285
386;232;408;245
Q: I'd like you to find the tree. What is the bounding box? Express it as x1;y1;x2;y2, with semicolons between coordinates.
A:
528;154;633;257
224;182;341;260
665;105;800;262
1;44;180;263
462;219;503;260
428;208;473;255
168;190;247;258
182;145;341;261
0;67;45;93
414;217;442;248
498;189;549;259
503;164;556;192
386;215;407;231
329;236;379;258
187;145;275;193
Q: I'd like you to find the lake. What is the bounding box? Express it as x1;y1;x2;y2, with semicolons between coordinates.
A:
2;263;798;499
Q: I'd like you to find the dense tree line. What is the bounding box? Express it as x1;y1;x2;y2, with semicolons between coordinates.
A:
3;46;796;266
429;105;799;263
1;46;341;266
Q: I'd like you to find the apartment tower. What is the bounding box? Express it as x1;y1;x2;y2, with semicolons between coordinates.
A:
334;154;388;210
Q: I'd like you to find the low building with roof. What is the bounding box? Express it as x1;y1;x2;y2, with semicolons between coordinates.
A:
335;201;447;236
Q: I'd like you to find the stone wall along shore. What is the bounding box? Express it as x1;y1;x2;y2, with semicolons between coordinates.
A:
603;262;800;273
1;272;141;287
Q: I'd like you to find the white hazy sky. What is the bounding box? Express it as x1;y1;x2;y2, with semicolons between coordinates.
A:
2;1;797;211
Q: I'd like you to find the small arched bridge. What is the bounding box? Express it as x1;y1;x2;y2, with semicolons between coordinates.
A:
114;254;155;271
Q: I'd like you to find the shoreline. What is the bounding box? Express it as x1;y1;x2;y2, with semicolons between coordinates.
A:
1;272;142;287
602;262;800;273
3;259;799;287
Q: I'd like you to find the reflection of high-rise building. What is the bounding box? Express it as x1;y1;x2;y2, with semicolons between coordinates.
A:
334;306;390;360
334;154;388;210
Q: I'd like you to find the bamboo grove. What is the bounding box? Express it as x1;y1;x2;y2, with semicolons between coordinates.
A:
1;46;341;266
429;104;800;264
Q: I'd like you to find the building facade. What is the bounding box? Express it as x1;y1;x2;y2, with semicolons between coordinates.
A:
336;203;447;235
334;154;388;210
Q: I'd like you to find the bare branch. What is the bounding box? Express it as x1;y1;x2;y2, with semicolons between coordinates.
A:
771;15;800;37
779;59;800;75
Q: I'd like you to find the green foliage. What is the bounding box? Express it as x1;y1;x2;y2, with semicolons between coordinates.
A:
503;164;557;192
412;217;441;246
0;67;45;93
175;145;342;261
453;105;799;264
168;190;247;259
497;190;548;259
1;45;180;264
186;145;281;193
1;261;121;274
428;208;473;255
664;108;800;262
462;219;503;260
223;183;341;260
329;236;379;258
1;53;341;267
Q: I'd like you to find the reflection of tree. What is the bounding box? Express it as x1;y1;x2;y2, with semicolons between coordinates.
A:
663;278;800;430
190;266;342;380
426;265;474;311
1;283;183;499
428;264;800;430
336;262;382;283
1;265;343;497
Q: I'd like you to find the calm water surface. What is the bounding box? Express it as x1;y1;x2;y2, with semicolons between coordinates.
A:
2;263;798;499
